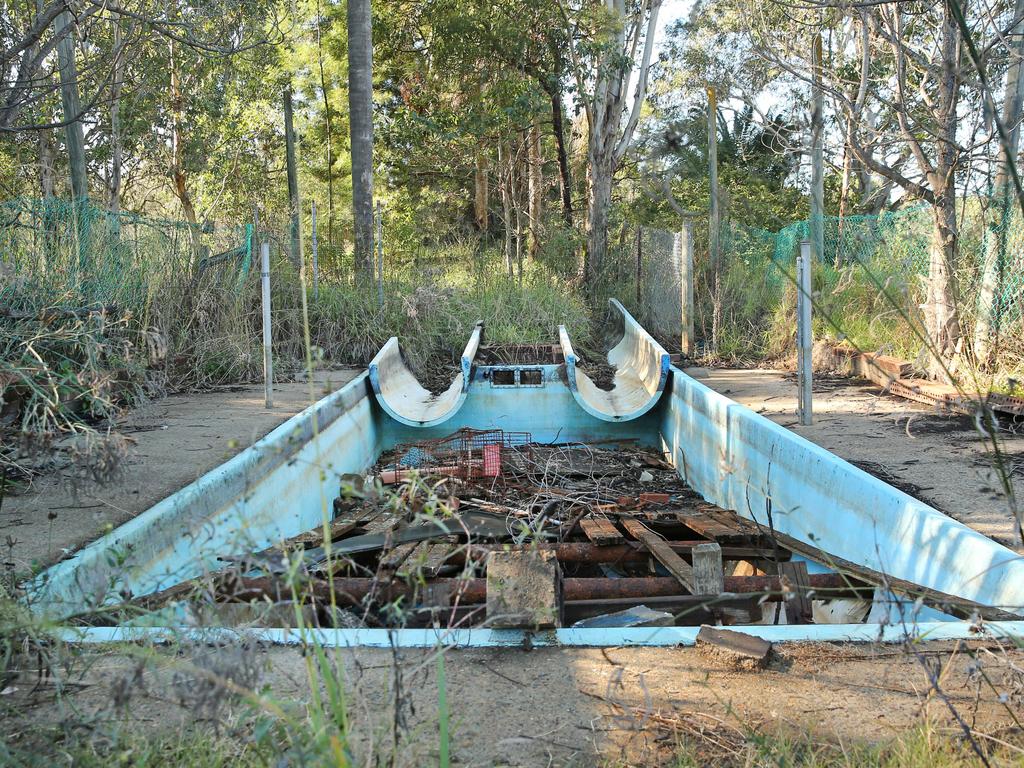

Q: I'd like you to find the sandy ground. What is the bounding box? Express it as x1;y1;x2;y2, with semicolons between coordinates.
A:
7;640;1023;766
4;366;1024;766
1;370;360;571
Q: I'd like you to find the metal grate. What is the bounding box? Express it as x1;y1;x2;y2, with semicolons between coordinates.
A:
387;428;532;480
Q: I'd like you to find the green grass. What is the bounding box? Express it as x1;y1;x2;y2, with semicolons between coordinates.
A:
658;721;1022;768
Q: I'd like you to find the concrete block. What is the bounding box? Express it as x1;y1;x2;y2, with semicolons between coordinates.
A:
486;550;562;628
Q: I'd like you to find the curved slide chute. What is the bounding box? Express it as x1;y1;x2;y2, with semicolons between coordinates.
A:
559;299;670;422
368;323;482;427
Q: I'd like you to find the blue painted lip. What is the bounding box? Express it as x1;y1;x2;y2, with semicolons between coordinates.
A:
54;621;1024;648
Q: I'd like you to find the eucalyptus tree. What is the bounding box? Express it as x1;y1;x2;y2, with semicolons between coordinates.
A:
562;0;662;288
1;0;282;216
679;0;1020;372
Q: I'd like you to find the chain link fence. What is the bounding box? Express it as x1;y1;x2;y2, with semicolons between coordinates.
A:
633;199;1024;380
0;197;252;313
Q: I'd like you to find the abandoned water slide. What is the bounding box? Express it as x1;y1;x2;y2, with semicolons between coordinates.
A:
368;322;483;427
559;298;671;422
26;302;1024;648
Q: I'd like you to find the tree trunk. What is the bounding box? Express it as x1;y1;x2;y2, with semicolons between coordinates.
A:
316;0;336;249
32;2;56;200
809;32;824;265
579;0;661;293
474;149;488;232
347;0;375;277
925;191;962;369
585;151;613;289
108;21;124;214
284;86;302;268
38;129;56;198
168;41;197;226
923;1;962;375
548;84;573;225
56;10;87;202
527;121;543;259
708;86;721;356
498;141;514;278
974;0;1024;366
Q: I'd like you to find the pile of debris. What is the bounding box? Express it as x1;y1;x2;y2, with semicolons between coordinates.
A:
135;428;874;630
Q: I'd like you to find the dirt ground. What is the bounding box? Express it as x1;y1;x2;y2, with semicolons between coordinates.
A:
1;370;360;571
8;639;1023;766
5;366;1024;766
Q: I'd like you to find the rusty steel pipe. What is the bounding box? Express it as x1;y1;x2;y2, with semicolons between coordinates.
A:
463;542;779;564
212;573;868;606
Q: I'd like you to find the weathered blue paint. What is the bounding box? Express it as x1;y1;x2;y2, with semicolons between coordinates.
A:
378;364;662;448
656;367;1024;614
54;621;1024;648
28;373;384;617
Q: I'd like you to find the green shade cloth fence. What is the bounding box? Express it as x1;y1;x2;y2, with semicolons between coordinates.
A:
0;197;252;312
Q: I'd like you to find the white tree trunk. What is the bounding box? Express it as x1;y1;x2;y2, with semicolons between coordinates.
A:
528;121;543;259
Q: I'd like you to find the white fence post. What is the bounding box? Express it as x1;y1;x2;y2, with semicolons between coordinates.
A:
797;240;813;425
678;220;695;358
261;241;274;409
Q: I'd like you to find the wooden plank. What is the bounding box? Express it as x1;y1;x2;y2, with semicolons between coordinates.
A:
696;625;772;667
580;517;624;546
675;505;764;543
379;540;420;573
673;510;738;540
279;519;358;550
398;539;456;578
623;519;696;594
692;542;724;596
779;561;811;624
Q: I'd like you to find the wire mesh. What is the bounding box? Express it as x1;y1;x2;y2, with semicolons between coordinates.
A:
634;197;1024;372
0;197;252;311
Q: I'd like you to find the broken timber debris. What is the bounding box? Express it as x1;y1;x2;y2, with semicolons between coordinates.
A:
696;625;772;669
822;343;1024;417
110;427;1000;631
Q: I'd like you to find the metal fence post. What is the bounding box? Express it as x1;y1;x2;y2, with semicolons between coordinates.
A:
261;241;274;409
375;201;384;308
797;240;813;425
678;221;695;358
311;199;319;300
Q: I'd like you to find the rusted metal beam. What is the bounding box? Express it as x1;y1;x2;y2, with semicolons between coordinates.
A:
463;542;779;564
194;572;870;608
